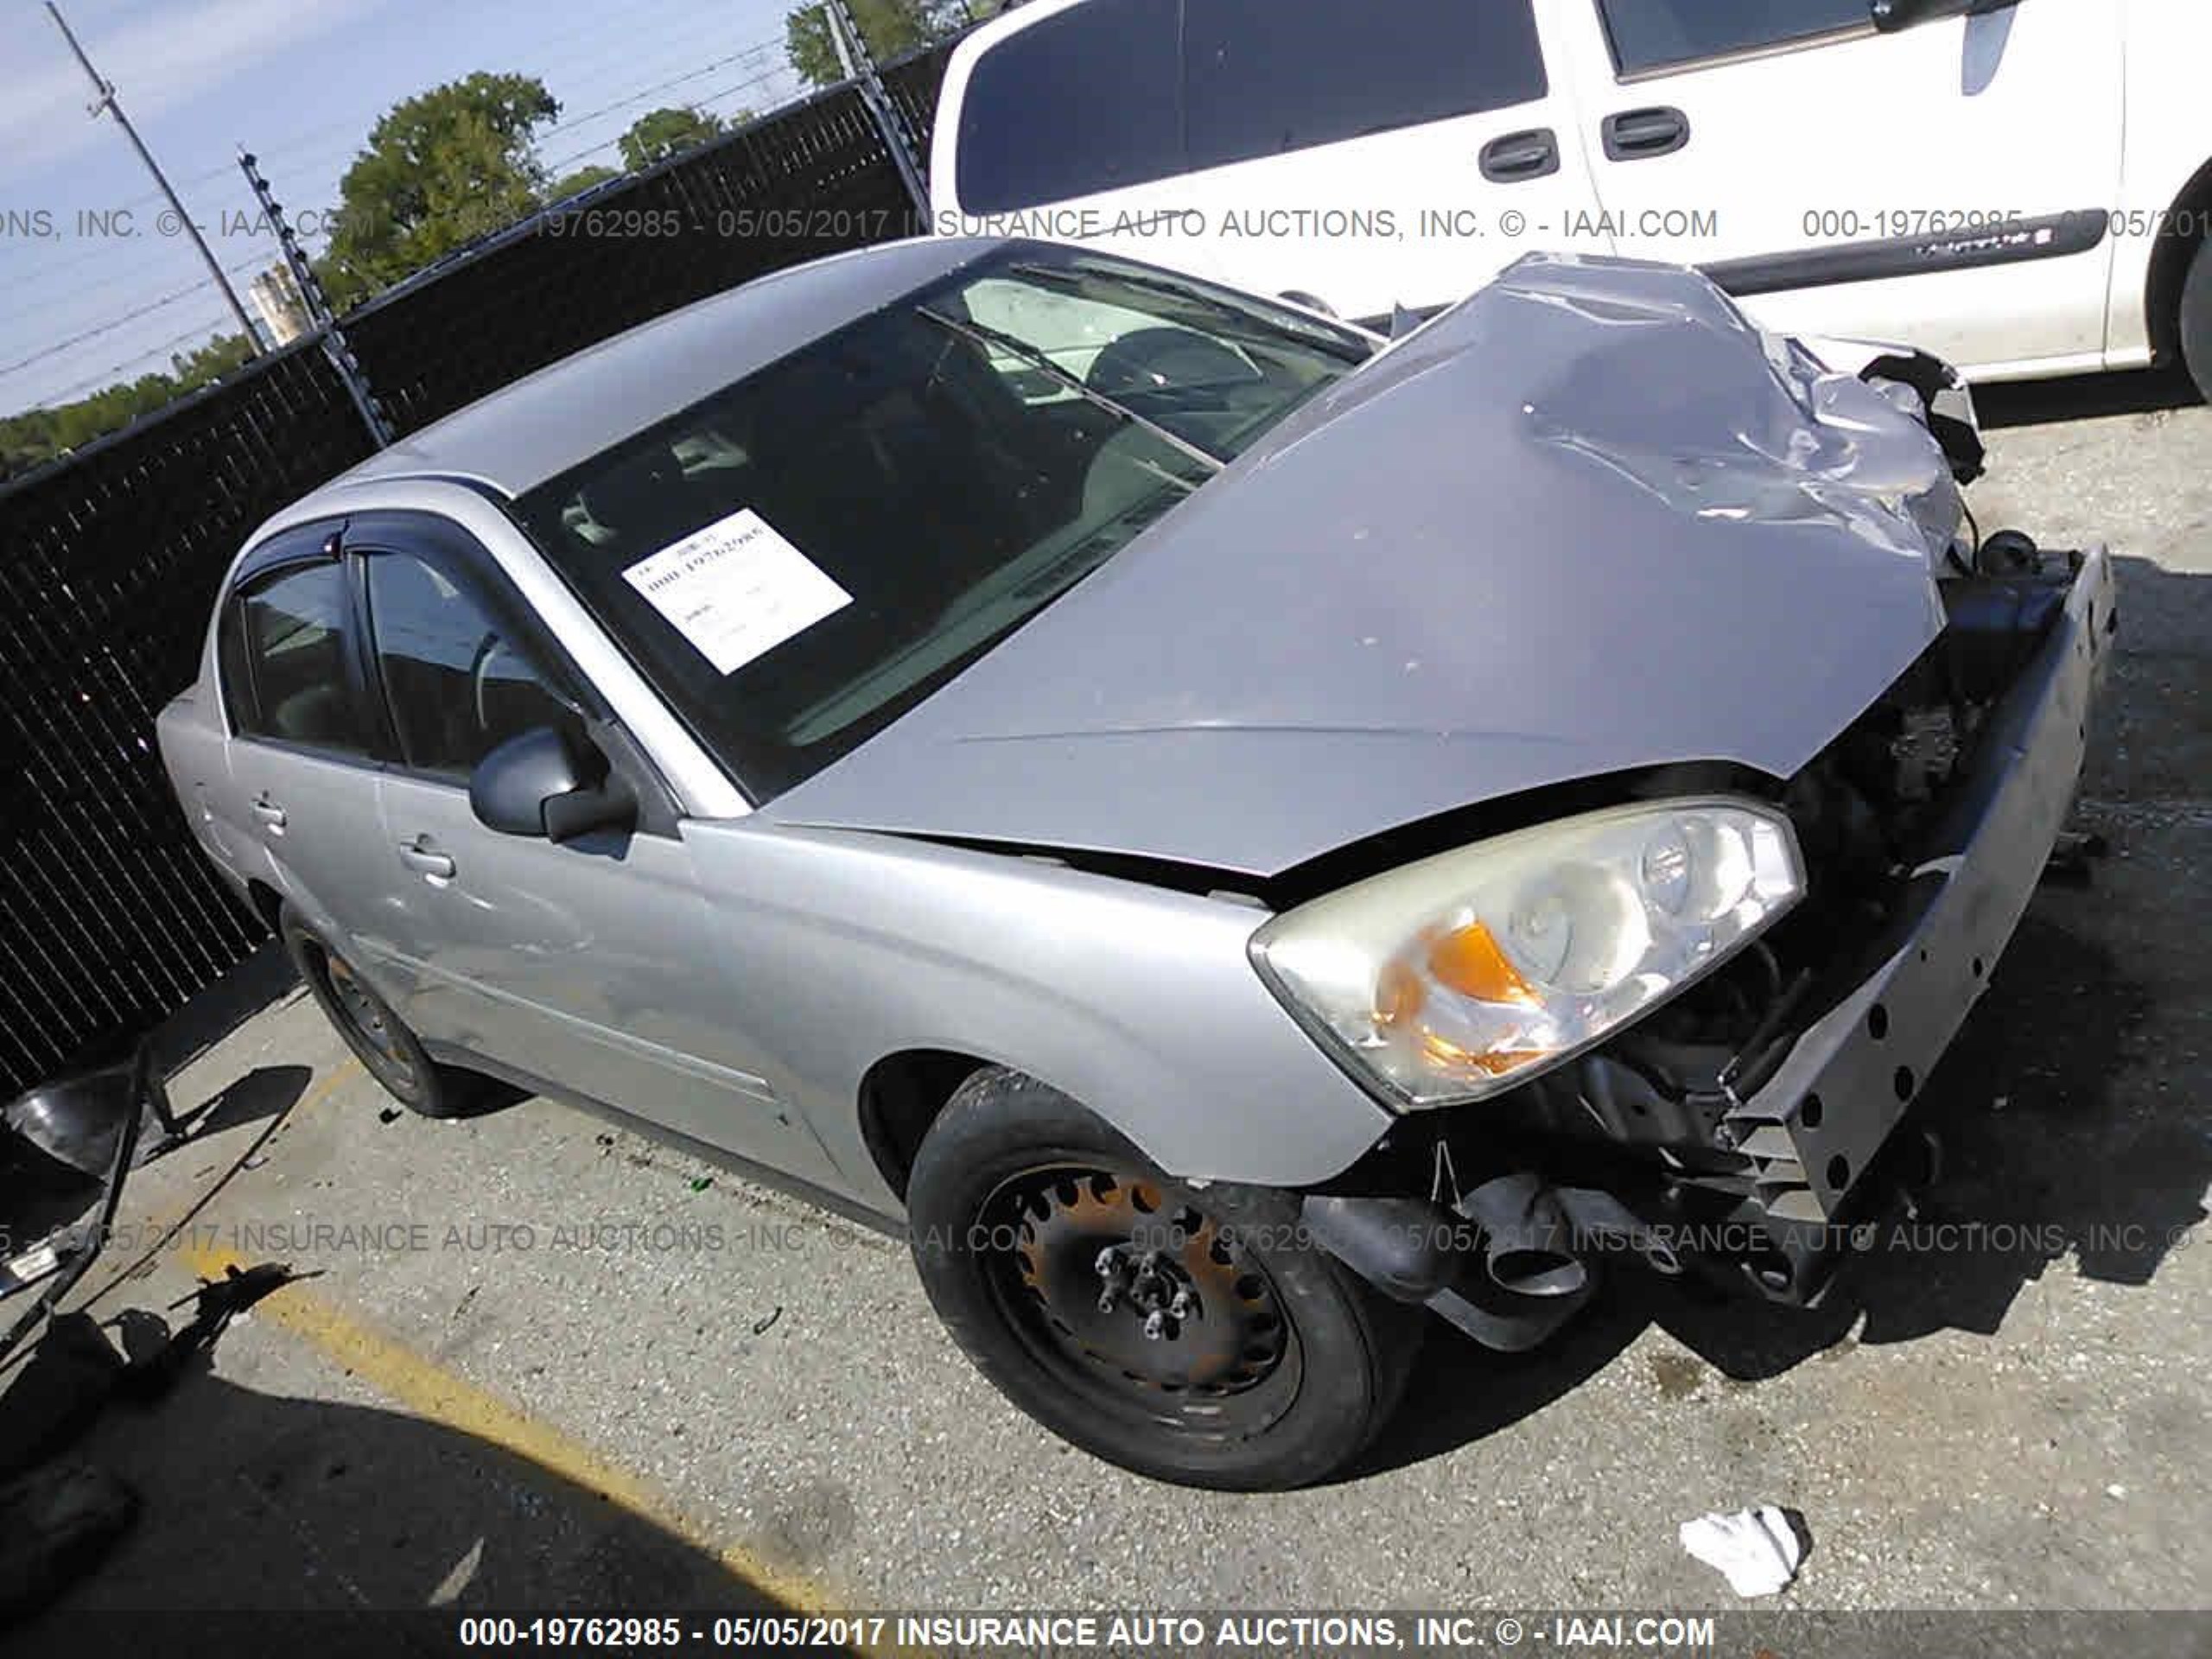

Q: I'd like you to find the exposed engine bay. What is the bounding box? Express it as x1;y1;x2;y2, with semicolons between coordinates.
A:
1296;331;2116;1355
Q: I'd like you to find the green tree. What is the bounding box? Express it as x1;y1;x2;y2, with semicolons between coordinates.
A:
548;163;621;201
322;71;562;307
785;1;979;90
0;328;256;476
618;105;730;170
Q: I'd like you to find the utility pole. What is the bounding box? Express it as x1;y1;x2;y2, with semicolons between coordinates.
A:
46;1;258;345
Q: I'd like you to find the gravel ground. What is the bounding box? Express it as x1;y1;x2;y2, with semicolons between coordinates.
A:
28;369;2211;1623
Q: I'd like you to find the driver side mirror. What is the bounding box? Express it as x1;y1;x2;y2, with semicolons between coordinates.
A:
469;725;636;842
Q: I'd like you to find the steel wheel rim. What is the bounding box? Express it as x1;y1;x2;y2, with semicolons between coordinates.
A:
982;1162;1300;1429
322;951;417;1093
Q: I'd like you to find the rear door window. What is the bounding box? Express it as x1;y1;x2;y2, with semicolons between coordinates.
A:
1596;0;1868;75
1182;0;1548;169
232;563;376;758
955;0;1184;214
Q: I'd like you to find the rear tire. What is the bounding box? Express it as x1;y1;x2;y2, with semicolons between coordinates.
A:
2182;237;2212;404
280;906;482;1119
906;1067;1421;1491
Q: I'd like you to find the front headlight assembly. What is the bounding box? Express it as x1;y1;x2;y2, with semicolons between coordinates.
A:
1249;799;1805;1110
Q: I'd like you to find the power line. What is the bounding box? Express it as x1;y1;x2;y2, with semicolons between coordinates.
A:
535;60;793;178
3;245;270;371
531;36;785;146
8;219;274;323
32;310;245;408
0;279;229;380
159;5;772;195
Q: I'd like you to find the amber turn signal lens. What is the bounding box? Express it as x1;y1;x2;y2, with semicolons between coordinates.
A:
1427;922;1536;1006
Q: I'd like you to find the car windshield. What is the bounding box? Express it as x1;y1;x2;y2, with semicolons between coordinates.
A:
510;245;1372;800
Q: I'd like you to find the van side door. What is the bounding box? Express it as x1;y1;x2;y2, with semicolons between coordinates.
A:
940;0;1608;323
1550;0;2123;376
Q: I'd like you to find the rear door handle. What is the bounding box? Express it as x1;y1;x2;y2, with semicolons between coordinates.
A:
251;797;287;830
397;840;456;880
1479;127;1560;184
1601;106;1690;162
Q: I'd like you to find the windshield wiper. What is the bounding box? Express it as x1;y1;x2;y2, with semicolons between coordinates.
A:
913;305;1228;476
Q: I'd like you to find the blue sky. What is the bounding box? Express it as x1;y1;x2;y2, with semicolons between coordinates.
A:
0;0;810;415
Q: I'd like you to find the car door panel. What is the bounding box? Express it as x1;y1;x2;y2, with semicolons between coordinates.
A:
373;774;839;1178
226;744;395;961
218;550;400;974
1552;0;2125;375
353;519;843;1183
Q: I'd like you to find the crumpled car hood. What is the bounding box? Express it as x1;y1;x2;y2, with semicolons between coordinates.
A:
764;254;1955;878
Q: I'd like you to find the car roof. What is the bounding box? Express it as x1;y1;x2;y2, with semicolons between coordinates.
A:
309;236;1012;506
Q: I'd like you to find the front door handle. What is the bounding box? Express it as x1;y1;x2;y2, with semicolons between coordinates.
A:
1601;106;1690;162
1479;127;1560;184
397;840;456;880
251;797;287;830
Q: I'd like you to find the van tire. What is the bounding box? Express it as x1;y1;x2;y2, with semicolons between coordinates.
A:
2182;237;2212;404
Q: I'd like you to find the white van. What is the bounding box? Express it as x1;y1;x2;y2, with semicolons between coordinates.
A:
930;0;2212;393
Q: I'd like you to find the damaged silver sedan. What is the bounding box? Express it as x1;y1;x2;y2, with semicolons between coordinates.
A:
158;238;2113;1490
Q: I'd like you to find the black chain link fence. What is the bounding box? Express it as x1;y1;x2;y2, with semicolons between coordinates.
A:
0;44;955;1097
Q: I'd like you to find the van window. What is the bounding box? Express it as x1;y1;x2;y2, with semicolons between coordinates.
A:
1597;0;1867;75
956;0;1549;216
1183;0;1548;170
956;0;1184;215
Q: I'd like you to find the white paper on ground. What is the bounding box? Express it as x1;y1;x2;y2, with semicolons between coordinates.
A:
1678;1505;1804;1597
621;507;851;676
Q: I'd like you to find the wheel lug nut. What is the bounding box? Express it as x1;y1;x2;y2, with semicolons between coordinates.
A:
1141;1310;1167;1341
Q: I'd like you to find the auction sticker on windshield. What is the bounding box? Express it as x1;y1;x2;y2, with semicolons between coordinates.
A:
621;507;851;675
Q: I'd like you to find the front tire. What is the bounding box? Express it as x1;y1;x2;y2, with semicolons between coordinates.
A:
906;1068;1421;1490
2182;236;2212;404
280;906;481;1119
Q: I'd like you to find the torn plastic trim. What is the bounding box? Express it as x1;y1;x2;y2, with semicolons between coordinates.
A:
0;1042;179;1363
1853;346;1986;485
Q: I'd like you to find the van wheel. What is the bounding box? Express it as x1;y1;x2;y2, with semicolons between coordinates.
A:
906;1067;1421;1491
2183;238;2212;404
279;906;481;1119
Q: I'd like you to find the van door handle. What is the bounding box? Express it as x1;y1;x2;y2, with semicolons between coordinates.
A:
1602;106;1691;162
1479;127;1560;184
397;840;456;880
251;797;287;830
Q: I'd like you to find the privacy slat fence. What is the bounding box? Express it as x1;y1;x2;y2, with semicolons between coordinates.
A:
0;43;955;1096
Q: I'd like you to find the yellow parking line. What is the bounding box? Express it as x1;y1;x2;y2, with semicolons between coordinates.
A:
177;1239;850;1627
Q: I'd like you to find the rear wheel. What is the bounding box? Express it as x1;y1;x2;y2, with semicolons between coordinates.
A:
906;1068;1421;1490
2182;237;2212;404
280;906;481;1119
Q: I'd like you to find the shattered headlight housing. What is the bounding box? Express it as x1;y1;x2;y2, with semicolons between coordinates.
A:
1250;799;1805;1109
